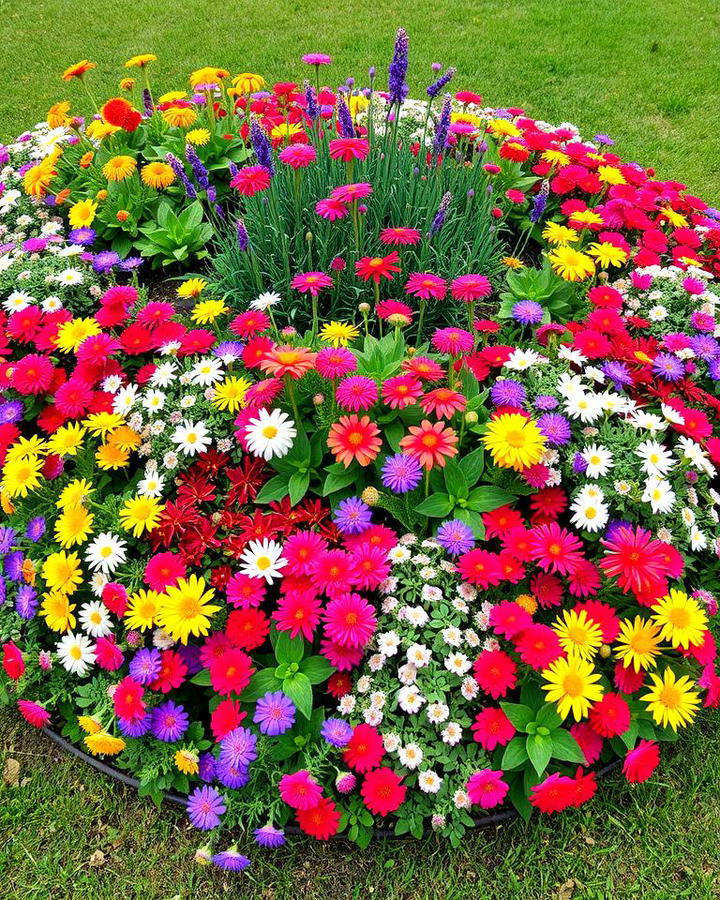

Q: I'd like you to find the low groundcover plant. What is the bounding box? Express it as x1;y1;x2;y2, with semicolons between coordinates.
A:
2;27;720;873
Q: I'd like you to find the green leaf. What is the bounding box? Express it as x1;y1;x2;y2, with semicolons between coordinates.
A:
240;668;282;702
189;669;211;687
526;733;553;776
508;776;533;821
550;729;586;765
282;672;313;719
255;474;290;503
442;459;469;500
500;736;529;771
500;702;535;732
414;493;454;518
288;470;310;505
458;447;485;486
322;465;358;496
466;485;516;513
535;702;563;731
274;631;305;664
300;655;335;685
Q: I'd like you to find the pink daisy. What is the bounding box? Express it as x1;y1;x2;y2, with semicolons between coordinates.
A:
405;272;447;301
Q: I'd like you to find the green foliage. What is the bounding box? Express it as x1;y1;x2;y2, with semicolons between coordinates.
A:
134;200;214;267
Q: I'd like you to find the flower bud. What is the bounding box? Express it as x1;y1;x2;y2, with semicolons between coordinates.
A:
361;486;380;507
335;771;357;793
465;411;479;425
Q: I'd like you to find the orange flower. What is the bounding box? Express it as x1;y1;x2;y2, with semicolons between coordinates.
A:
327;415;382;468
79;151;94;168
47;101;72;128
399;419;458;470
54;188;71;205
259;346;317;379
116;210;130;222
62;60;96;81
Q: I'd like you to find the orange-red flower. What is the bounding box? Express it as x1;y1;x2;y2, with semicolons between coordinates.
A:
399;419;458;469
259;346;317;379
355;251;401;284
62;60;96;81
327;415;382;467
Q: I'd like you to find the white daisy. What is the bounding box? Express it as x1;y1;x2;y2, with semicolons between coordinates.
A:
441;722;463;746
142;389;166;414
112;385;139;415
171;420;212;456
41;295;63;312
581;443;613;478
388;545;411;564
250;291;282;311
444;652;471;676
377;631;400;657
636;439;675;477
383;733;401;753
244;408;297;460
406;643;431;667
397;684;425;714
84;532;127;574
56;267;84;285
189;357;223;386
3;290;34;312
102;374;123;393
398;743;424;769
149;361;177;388
642;476;676;514
338;695;356;715
570;494;609;533
239;538;287;583
418;770;442;794
426;702;449;724
137;472;165;498
56;632;96;675
78;600;113;637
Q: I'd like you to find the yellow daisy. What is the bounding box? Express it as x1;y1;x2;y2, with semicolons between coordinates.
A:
1;455;43;498
177;278;207;299
47;423;87;456
56;478;94;510
119;495;164;537
162;106;197;128
186;128;211;146
141;162;175;189
41;551;83;595
84;732;126;756
552;609;604;660
212;376;252;413
156;575;220;644
548;245;596;282
54;505;94;548
54;317;101;353
651;590;708;651
125;589;162;631
102;155;137;182
541;222;578;245
83;412;125;437
586;242;628;269
319;321;361;348
481;413;546;472
124;54;157;68
191;298;228;324
542;655;604;722
614;615;663;672
40;591;76;633
231;72;265;93
641;668;700;731
95;443;130;470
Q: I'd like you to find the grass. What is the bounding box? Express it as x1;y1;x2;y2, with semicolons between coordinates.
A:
1;0;720;201
2;4;720;897
1;706;720;899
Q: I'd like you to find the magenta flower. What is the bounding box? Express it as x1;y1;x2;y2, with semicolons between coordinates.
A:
466;769;510;809
331;182;373;203
302;53;332;66
450;274;492;302
290;271;333;296
405;272;447;301
279;769;323;810
315;197;349;221
336;376;378;411
431;327;474;355
278;144;317;169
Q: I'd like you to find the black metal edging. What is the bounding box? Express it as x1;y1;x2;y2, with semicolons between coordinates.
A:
40;725;621;840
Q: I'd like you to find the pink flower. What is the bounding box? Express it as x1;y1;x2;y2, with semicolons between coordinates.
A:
505;189;526;204
381;374;423;409
324;593;377;648
279;144;317;169
302;53;332;66
316;347;357;379
405;272;447;301
380;227;421;246
230;165;271;196
279;770;323;810
467;769;510;809
283;531;329;577
329;138;370;161
623;740;660;783
226;572;266;608
320;638;365;670
290;271;333;296
336;375;378;411
431;327;474;355
144;552;187;592
315;197;349;221
331;182;372;203
451;274;492;302
17;699;50;728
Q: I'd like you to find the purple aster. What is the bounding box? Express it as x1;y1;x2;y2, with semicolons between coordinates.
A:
215;756;251;789
689;335;720;361
534;394;559;411
303;52;332;66
436;519;475;556
708;357;720;381
198;752;217;782
604;519;633;541
212;847;251;871
0;578;6;607
4;551;24;581
150;700;189;742
333;497;372;535
219;726;258;769
0;526;16;554
68;227;96;246
572;452;589;474
178;644;202;676
187;785;227;831
254;823;286;848
15;584;38;619
536;413;572;446
652;352;685;382
213;341;245;360
118;715;151;737
92;250;121;273
26;517;46;545
22;237;48;253
512;300;544;325
601;360;632;389
321;717;353;747
0;401;24;424
129;647;162;685
118;256;144;271
594;133;615;146
253;692;296;736
381;453;422;493
490;379;526;408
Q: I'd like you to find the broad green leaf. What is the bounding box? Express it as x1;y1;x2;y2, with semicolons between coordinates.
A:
458;447;485;486
189;669;211;687
322;465;358;496
255;474;290;503
240;668;282;702
274;630;305;665
282;672;313;719
500;702;535;732
526;733;553;776
535;702;563;731
443;459;469;500
300;655;335;685
414;493;454;518
500;736;529;771
550;729;586;765
288;470;310;504
466;485;516;513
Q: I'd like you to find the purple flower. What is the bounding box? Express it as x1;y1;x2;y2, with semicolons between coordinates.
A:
490;379;526;408
185;143;210;190
333;497;372;535
537;413;572;446
512;300;544;325
0;578;5;607
604;519;632;542
150;700;189;742
254;823;286;847
142;87;154;117
25;517;46;542
22;237;48;253
4;551;24;581
67;227;96;245
0;401;24;424
594;133;615;146
572;452;589;474
387;27;409;105
236;218;250;251
165;152;198;199
337;96;355;138
304;81;319;120
15;585;38;619
187;785;227;830
321;717;353;747
118;715;151;737
198;752;217;782
429;191;452;237
250;119;274;176
212;847;251;871
118;256;143;271
178;644;202;676
253;692;296;736
92;250;121;273
129;647;162;684
219;726;257;769
436;519;475;556
689;335;720;360
214;341;245;360
529;180;550;223
534;394;558;411
215;756;251;789
601;361;632;388
709;357;720;381
0;526;16;555
427;67;455;99
652;352;684;382
381;453;423;493
433;94;452;156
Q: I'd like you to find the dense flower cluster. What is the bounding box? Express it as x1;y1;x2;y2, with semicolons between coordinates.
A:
2;29;720;873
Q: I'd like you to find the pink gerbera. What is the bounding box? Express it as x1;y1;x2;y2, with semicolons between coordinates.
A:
527;523;584;575
471;708;516;751
375;299;414;324
290;271;333;296
320;637;365;671
455;549;502;589
331;182;373;203
272;590;323;640
226;572;267;609
451;274;492;302
283;531;329;577
278;144;317;168
379;227;421;246
405;272;447;301
229;310;271;338
230;165;271;196
467;769;509;809
381;374;423;409
315;197;349;221
17;699;51;729
401;355;445;382
349;544;391;590
336;376;378;411
489;600;533;639
311;549;353;597
324;592;377;647
279;770;323;810
316;347;357;379
144;552;187;592
514;624;563;670
431;327;474;355
328;138;370;161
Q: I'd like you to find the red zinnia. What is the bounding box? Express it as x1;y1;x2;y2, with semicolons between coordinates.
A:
455;549;502;590
599;526;672;602
588;692;631;738
473;649;517;699
209;648;254;696
361;767;407;816
471;707;516;751
343;723;385;772
230;165;271;196
355;251;401;284
296;797;341;840
622;739;660;783
226;608;270;651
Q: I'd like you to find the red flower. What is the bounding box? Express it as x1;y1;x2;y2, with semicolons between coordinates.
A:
570;722;603;765
148;649;187;693
2;642;24;680
471;707;516;751
455;549;502;590
355;251;401;284
210;648;254;696
361;767;406;816
296;797;341;840
327;671;352;697
226;608;270;651
489;600;533;639
514;624;563;670
11;354;54;395
230;165;271;196
113;676;146;722
272;589;323;640
95;636;124;671
473;649;517;699
324;593;376;648
599;526;673;603
588;692;631;738
210;698;246;740
405;272;447;301
17;699;50;728
623;739;660;783
343;723;385;772
529;772;576;813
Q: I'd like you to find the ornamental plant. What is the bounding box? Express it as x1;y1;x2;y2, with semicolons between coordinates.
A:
2;28;720;877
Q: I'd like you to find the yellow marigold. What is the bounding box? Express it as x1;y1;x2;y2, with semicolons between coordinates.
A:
174;748;199;775
162;106;197;128
54;505;94;548
40;591;76;633
124;53;157;68
548;245;596;282
186;128;211;146
68;198;97;229
95;443;130;470
502;256;524;269
78;716;102;734
84;732;126;756
141;161;175;189
119;495;164;537
1;455;43;498
158;91;187;103
177;278;207;299
191;298;228;325
349;95;369;117
102;155;137;182
54;317;101;353
190;67;230;87
83;412;125;437
107;425;142;453
42;550;83;596
119;78;135;91
62;59;96;81
22;162;55;198
515;594;537;615
231;72;264;93
86;120;120;140
47;101;72;129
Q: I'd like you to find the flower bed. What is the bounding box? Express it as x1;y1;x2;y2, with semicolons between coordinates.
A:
2;28;720;873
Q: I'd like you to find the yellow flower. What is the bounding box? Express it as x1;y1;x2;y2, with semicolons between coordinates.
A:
541;222;578;245
119;78;135;91
186;128;211;146
84;732;126;756
47;101;72;129
651;589;708;651
54;317;101;353
487;118;521;137
86;120;120;140
162;106;197;128
1;491;14;514
156;574;221;644
597;165;626;186
158;91;187;103
47;423;86;457
83;411;125;437
481;413;546;472
502;256;524;269
124;54;157;68
586;242;628;268
125;589;162;631
659;207;688;228
1;455;43;498
177;278;207;299
319;321;361;348
95;443;130;470
40;591;76;633
68;199;98;230
56;478;94;510
119;495;164;537
270;122;303;141
641;668;700;731
190;67;230;87
78;715;102;734
231;72;265;93
515;594;537;614
548;246;596;282
191;298;228;325
349;95;370;117
107;426;142;453
614;615;662;672
102;155;137;182
5;434;48;462
54;505;94;548
542;655;604;721
174;748;199;775
42;551;83;595
552;609;603;660
212;376;252;413
141;162;175;189
541;149;570;168
22;162;55;198
569;208;604;228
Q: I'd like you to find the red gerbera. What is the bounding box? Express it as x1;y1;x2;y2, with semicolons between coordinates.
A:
599;526;672;602
355;251;401;283
230;165;271;196
622;739;660;783
361;767;407;816
455;549;502;590
296;797;341;840
343;723;385;772
148;649;187;693
209;648;254;696
226;608;270;651
405;272;447;301
471;707;516;751
528;523;584;575
379;226;421;246
529;772;576;813
570;722;603;765
473;649;517;699
588;692;631;738
489;600;533;639
210;698;246;740
113;675;146;723
514;624;563;670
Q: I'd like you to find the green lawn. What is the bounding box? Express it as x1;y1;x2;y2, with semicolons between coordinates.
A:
1;0;720;202
1;707;720;899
